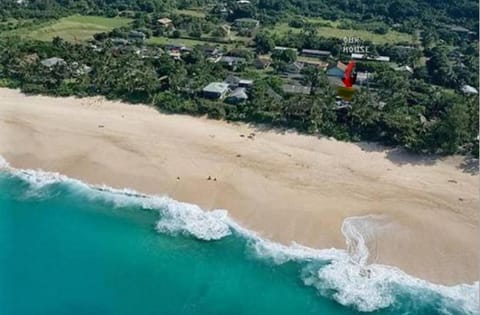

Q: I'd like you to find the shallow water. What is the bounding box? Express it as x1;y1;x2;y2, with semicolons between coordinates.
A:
0;167;477;315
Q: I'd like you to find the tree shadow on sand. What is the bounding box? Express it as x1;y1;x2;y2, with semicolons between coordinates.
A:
458;157;479;175
240;125;479;175
355;142;438;166
246;122;294;135
357;142;479;175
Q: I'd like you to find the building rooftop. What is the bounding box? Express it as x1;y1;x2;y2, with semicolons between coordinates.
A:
228;87;248;99
40;57;65;67
394;65;414;73
203;82;230;94
274;46;297;51
219;56;246;64
352;53;390;62
157;18;172;25
461;85;478;94
300;59;329;69
224;75;241;86
301;49;331;55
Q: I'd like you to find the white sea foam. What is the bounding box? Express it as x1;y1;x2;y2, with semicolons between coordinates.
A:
303;259;479;314
1;165;231;241
302;215;479;314
149;197;231;240
1;157;479;314
91;188;232;241
0;155;10;168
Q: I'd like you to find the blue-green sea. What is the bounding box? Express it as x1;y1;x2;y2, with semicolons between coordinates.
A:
0;163;478;315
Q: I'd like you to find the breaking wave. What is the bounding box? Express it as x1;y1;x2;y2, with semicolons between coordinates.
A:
1;160;478;314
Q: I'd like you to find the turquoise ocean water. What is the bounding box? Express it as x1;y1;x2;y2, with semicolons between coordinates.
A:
0;160;478;315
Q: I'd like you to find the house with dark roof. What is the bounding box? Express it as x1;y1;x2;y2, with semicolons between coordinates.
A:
285;61;304;74
301;49;331;59
224;75;241;88
225;87;249;104
254;57;271;69
224;75;254;89
198;45;222;58
218;56;246;70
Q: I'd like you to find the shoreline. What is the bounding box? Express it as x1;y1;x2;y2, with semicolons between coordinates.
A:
0;88;478;285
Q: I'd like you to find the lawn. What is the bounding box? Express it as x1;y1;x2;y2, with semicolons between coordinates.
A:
4;15;132;42
272;22;415;44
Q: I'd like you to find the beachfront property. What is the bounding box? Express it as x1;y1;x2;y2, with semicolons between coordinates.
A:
225;87;249;104
202;82;230;99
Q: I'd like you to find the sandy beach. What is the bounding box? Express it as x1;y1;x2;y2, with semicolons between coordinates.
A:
0;88;478;285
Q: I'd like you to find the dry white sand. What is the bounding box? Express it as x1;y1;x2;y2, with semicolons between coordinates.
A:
0;88;478;285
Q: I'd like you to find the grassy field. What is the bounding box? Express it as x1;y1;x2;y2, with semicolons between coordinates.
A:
4;15;131;42
273;22;415;44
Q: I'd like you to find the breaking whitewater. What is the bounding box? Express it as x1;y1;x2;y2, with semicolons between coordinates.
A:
0;155;478;315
